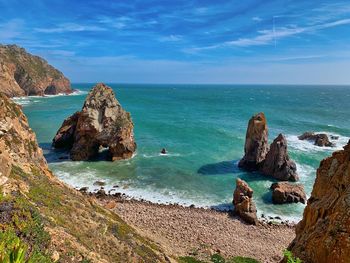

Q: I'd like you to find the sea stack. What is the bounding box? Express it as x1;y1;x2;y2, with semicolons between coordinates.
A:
288;140;350;262
261;134;299;181
238;112;269;171
0;44;72;97
52;83;136;161
270;182;306;204
233;178;258;225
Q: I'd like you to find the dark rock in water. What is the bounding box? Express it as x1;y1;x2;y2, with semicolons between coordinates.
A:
289;140;350;263
330;135;339;140
270;182;306;204
238;112;269;171
93;180;106;187
233;178;258;225
58;155;69;160
79;187;89;193
52;83;136;161
261;134;299;182
52;112;80;149
298;132;335;147
95;189;106;198
160;148;167;154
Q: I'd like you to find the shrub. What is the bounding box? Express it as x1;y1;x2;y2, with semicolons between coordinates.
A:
284;250;302;263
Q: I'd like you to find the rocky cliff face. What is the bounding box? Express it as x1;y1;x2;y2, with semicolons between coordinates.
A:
289;141;350;263
238;112;269;171
0;93;168;262
53;83;136;161
0;44;72;97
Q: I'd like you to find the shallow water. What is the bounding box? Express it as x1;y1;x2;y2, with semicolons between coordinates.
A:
15;84;350;221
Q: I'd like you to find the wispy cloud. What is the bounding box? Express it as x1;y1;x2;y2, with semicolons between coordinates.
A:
252;16;262;22
35;23;106;33
159;35;183;42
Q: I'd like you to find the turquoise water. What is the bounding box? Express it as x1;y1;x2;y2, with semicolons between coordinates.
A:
14;84;350;221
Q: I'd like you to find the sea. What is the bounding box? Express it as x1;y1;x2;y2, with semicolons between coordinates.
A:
12;84;350;222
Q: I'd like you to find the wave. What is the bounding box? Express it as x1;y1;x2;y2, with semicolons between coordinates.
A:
11;89;87;106
142;152;183;158
287;132;349;152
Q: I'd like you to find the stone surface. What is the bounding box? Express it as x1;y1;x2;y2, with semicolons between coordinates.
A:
238;112;269;171
261;134;299;182
0;44;72;97
289;140;350;263
233;178;258;225
298;132;335;147
52;83;136;161
270;182;306;204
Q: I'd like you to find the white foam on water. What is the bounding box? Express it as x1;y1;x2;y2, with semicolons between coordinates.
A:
142;152;182;158
296;162;315;179
287;132;349;153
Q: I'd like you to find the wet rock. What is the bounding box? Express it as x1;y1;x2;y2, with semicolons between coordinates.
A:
261;134;299;182
238;112;269;171
52;83;136;161
95;189;106;198
270;182;306;204
233;178;258;225
289;140;350;263
298;132;335;147
79;187;89;193
93;180;106;187
161;148;167;154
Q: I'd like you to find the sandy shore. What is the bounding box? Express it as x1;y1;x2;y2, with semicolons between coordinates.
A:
94;194;295;263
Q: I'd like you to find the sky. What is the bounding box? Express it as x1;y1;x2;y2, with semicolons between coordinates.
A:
1;0;350;84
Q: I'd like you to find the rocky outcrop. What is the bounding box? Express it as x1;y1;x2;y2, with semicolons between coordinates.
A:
0;44;72;97
298;132;335;147
233;178;258;225
270;182;306;204
261;134;299;181
238;112;269;171
0;90;169;262
289;141;350;263
52;83;136;161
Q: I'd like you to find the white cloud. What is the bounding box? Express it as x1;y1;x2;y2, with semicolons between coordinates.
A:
252;16;262;22
159;35;183;42
35;23;106;33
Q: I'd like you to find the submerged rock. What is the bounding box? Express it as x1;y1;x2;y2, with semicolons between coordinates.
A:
52;83;136;161
298;132;335;147
160;148;167;154
270;182;306;204
288;140;350;263
261;134;299;182
233;178;258;225
238;112;269;171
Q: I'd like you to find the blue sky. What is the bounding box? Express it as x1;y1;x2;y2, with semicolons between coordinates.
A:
1;0;350;84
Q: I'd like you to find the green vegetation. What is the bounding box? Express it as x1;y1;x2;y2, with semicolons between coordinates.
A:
284;250;302;263
178;254;260;263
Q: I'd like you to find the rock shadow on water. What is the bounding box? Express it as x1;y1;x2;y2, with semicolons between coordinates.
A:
197;160;241;175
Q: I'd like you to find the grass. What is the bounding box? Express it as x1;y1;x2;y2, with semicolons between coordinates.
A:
178;254;261;263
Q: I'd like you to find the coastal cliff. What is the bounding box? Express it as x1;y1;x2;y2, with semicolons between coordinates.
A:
289;140;350;262
0;93;168;262
0;44;72;97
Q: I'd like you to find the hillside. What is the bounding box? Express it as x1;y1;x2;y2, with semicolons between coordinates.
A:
0;45;71;97
0;92;169;262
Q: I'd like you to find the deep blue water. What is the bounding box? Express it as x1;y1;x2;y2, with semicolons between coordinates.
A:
14;84;350;221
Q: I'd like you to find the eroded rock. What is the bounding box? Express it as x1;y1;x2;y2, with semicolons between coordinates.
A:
298;132;335;147
238;112;269;171
270;182;306;204
288;140;350;263
233;178;258;225
262;134;299;182
52;83;136;161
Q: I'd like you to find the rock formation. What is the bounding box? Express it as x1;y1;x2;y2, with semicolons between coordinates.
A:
238;112;269;171
0;91;169;262
270;182;306;204
261;134;299;181
0;44;72;97
298;132;335;147
233;178;258;225
289;141;350;262
52;83;136;161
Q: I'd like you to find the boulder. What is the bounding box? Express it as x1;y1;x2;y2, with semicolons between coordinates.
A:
238;112;269;171
270;182;306;204
52;83;136;161
298;132;335;147
233;178;258;225
261;134;299;181
288;140;350;263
